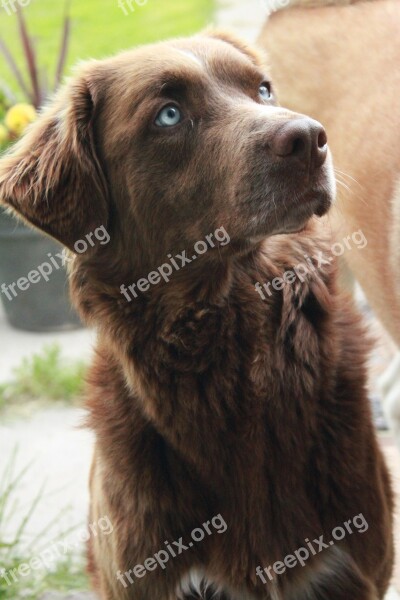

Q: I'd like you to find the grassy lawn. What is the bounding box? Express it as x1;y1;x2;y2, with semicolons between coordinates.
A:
0;0;215;97
0;345;86;414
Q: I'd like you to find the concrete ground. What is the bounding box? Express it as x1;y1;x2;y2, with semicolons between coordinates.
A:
0;405;94;552
0;303;94;385
0;301;96;596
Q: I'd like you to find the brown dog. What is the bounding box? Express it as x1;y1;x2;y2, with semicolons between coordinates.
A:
0;31;394;600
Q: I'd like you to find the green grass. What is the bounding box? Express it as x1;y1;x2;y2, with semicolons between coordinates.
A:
0;344;86;411
0;450;89;599
1;554;88;599
0;0;215;98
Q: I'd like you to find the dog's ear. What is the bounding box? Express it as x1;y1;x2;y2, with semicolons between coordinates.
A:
0;63;109;252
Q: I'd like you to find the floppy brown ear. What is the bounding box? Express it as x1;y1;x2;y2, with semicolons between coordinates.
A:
0;63;109;252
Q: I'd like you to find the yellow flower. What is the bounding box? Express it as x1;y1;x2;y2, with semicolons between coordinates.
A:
5;103;37;136
0;124;8;144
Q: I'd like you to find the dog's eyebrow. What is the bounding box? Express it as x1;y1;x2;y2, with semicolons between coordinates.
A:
176;50;204;68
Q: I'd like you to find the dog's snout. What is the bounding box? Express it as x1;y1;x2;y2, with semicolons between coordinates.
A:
270;118;328;169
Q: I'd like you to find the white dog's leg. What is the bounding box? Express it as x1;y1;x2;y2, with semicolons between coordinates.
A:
385;585;400;600
379;352;400;451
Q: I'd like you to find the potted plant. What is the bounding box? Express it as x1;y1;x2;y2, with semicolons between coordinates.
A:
0;2;81;332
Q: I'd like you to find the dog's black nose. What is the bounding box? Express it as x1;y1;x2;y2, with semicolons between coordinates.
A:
270;118;328;169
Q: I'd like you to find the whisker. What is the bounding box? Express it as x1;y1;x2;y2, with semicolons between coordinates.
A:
334;168;362;188
271;192;278;227
334;174;368;206
335;178;351;193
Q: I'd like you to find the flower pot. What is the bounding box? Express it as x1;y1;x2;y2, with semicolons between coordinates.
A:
0;208;81;332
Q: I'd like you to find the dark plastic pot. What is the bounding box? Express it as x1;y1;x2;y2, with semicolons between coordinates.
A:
0;208;81;332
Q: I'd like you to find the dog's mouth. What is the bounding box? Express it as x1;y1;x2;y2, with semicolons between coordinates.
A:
267;160;336;234
297;185;333;216
279;191;331;234
255;179;334;237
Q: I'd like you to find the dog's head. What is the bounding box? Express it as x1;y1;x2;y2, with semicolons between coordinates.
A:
0;31;335;268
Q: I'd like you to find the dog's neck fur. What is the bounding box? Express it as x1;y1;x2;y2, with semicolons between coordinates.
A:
79;222;338;476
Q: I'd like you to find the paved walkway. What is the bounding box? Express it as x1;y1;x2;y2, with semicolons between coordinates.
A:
0;303;94;384
0;406;94;553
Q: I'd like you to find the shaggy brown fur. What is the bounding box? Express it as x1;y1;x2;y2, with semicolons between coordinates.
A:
0;31;394;599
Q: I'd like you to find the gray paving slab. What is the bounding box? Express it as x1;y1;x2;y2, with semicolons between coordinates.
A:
0;406;94;551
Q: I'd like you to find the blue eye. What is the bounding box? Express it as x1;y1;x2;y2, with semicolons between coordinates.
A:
259;82;272;100
155;105;182;127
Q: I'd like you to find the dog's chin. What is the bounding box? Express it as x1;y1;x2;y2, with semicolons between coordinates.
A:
276;161;336;232
281;189;333;232
247;187;333;242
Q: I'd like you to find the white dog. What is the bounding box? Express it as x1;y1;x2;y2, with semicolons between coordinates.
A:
258;0;400;453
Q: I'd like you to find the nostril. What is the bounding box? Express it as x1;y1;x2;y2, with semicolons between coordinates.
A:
291;137;306;157
317;130;328;149
270;122;312;162
269;119;327;168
